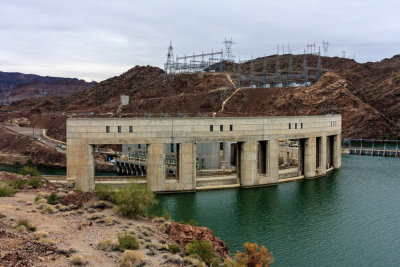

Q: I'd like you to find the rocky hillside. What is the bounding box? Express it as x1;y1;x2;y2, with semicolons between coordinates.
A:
0;55;399;142
0;71;95;102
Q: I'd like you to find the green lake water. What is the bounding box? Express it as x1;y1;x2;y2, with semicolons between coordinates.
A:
156;155;400;266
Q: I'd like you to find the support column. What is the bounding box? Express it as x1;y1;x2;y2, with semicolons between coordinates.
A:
147;143;164;192
319;136;327;175
180;143;196;191
304;137;316;178
240;141;257;186
268;139;279;183
223;142;231;168
67;139;94;192
333;134;342;169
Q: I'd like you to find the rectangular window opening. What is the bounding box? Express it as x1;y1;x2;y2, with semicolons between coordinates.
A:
230;125;233;131
129;126;133;132
295;123;297;129
210;125;213;132
301;123;303;129
220;125;223;131
106;126;110;133
118;126;121;133
289;123;291;129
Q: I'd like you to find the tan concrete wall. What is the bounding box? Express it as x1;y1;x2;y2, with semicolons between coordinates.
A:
66;115;342;192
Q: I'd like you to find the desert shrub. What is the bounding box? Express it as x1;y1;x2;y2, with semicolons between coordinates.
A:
47;192;58;205
162;208;171;221
19;166;41;176
28;178;42;188
0;181;17;197
7;178;25;189
71;254;86;265
114;183;157;218
95;184;117;201
26;158;33;165
234;242;272;267
97;239;119;251
16;219;36;232
34;230;49;239
15;225;27;233
169;243;180;254
119;250;144;267
117;231;140;250
187;219;198;226
186;239;216;264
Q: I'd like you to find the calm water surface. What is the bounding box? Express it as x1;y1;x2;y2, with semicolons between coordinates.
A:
156;155;400;266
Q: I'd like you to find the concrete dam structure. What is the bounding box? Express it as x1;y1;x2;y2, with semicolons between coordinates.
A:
66;115;342;192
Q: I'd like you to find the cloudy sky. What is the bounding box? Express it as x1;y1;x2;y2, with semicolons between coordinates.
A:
0;0;399;81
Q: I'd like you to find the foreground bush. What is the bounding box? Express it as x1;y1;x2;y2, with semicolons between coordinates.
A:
119;250;144;267
18;166;41;177
224;242;272;267
186;239;217;265
16;219;36;232
117;231;140;250
95;184;117;201
114;183;158;218
97;239;119;251
7;178;25;189
0;181;17;197
47;192;58;205
28;178;42;188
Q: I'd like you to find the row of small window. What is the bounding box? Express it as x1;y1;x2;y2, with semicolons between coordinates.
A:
210;125;233;132
106;126;133;133
289;123;303;129
331;121;337;127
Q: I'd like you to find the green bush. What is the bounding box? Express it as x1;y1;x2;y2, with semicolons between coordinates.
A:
186;239;216;264
28;178;42;189
26;158;33;165
187;219;198;226
7;178;25;189
16;219;36;232
114;183;158;218
19;166;41;177
117;231;140;250
95;184;117;201
0;181;17;197
169;243;180;254
47;192;58;205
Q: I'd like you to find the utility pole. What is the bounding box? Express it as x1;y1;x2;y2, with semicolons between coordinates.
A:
322;40;329;56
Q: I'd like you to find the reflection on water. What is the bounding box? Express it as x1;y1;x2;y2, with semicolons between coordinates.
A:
156;155;400;266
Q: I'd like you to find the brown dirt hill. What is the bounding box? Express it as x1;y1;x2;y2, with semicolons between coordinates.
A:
0;55;399;143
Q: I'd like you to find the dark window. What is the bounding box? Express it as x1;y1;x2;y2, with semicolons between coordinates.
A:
129;126;133;132
138;144;141;149
171;144;174;153
118;126;121;133
230;125;233;131
301;123;303;129
220;125;223;131
295;123;297;129
289;123;291;129
220;142;223;150
210;125;213;132
106;126;110;133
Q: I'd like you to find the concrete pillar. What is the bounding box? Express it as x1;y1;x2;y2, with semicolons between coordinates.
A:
179;143;196;190
319;136;327;175
333;134;342;169
304;137;316;178
147;143;165;192
67;139;94;192
268;139;279;183
223;142;231;167
240;141;257;186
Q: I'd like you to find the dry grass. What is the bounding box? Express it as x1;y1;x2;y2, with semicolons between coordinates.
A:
119;250;144;267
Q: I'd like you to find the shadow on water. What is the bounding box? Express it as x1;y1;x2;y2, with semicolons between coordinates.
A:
156;155;400;266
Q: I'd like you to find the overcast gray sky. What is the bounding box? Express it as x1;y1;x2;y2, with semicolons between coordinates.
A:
0;0;399;81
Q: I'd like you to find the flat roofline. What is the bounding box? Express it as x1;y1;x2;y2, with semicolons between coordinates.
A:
67;114;341;121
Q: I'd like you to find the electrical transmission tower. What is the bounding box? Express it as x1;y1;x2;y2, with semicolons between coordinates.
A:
322;40;329;56
223;37;235;61
1;85;12;105
164;41;174;77
342;51;346;58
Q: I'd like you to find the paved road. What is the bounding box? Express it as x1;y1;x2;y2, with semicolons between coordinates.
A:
0;124;66;153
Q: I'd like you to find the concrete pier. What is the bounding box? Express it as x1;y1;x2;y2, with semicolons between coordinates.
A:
67;115;342;192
